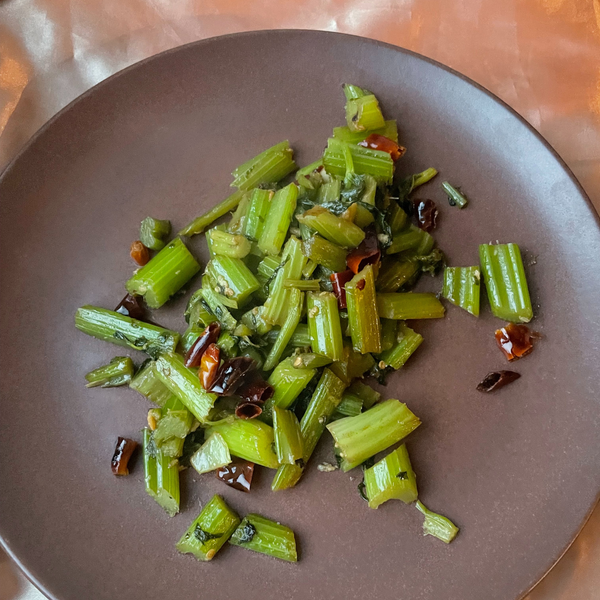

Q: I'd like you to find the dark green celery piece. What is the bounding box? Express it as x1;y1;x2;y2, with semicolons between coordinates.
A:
272;368;345;490
327;399;421;468
179;190;244;236
345;94;385;132
380;319;397;351
364;443;418;508
290;323;311;347
283;279;320;291
241;306;272;336
244;188;273;241
387;202;408;233
377;322;423;369
345;265;381;354
442;181;468;208
206;228;251;258
323;138;394;184
347;380;380;409
181;323;204;354
263;289;303;371
258;183;298;256
190;432;231;474
409;167;438;190
85;356;134;388
205;417;279;468
316;176;342;204
126;238;200;308
332;120;398;144
415;501;459;544
376;257;420;292
291;352;332;369
297;206;365;248
153;395;194;445
177;495;240;561
184;288;213;326
302;235;347;272
231;140;297;191
442;266;481;317
273;407;303;465
143;428;180;516
329;343;375;385
376;293;445;320
479;243;533;322
257;255;281;280
155;352;217;423
229;514;297;562
387;225;434;256
217;331;238;357
330;391;363;421
75;306;180;358
129;360;174;407
206;256;259;306
201;288;237;332
307;292;344;361
140;217;171;251
227;192;251;234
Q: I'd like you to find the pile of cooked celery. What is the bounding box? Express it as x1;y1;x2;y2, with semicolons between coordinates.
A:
76;83;534;562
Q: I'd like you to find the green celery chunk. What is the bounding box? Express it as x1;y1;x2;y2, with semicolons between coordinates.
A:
377;322;423;369
140;216;171;251
181;323;204;354
229;514;297;562
323;138;394;184
442;181;468;208
206;228;251;258
376;257;420;292
343;83;369;100
291;352;332;369
227;192;251;234
153;395;194;445
307;292;344;361
177;495;240;561
206;256;260;306
442;266;481;317
296;159;323;177
273;407;304;465
329;343;375;385
143;428;180;516
297;206;365;248
244;188;273;241
409;167;438;190
258;183;298;256
346;265;381;354
347;380;380;409
75;306;180;358
263;289;303;371
231;141;297;190
179;190;244;236
479;243;533;323
129;359;175;407
332;119;398;144
185;288;213;327
376;293;445;319
126;238;200;308
217;331;238;357
283;279;320;291
345;94;385;132
317;177;342;204
85;356;134;388
364;443;418;508
257;255;281;280
302;235;348;272
380;318;397;351
387;202;408;233
416;501;459;544
330;391;363;421
201;288;237;332
190;432;231;474
387;225;434;256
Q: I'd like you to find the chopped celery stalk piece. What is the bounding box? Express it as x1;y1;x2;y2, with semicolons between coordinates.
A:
217;331;238;357
140;217;171;251
263;289;303;371
206;256;260;306
129;360;175;407
416;500;459;544
377;322;423;369
347;380;380;409
231;141;297;190
283;279;321;291
244;188;273;241
442;266;481;317
190;433;231;474
442;181;468;208
205;417;279;469
143;429;180;516
177;495;240;561
345;94;385;132
343;83;369;100
479;243;533;323
85;356;134;388
317;177;342;204
329;343;376;385
290;323;311;347
387;225;434;255
410;168;438;189
346;265;381;354
302;235;348;272
387;202;408;233
185;288;213;326
323;138;394;183
240;306;272;336
227;192;251;234
153;395;194;444
273;407;304;465
229;514;297;562
297;206;365;248
206;228;251;258
257;255;281;280
330;391;363;420
307;292;344;361
126;238;201;308
327;398;421;467
258;183;298;256
181;323;204;354
75;306;180;358
364;444;418;508
179;190;244;236
155;352;217;423
291;352;332;369
377;257;420;292
380;318;397;351
159;436;185;458
272;368;345;491
201;288;237;332
376;293;445;320
332;120;398;144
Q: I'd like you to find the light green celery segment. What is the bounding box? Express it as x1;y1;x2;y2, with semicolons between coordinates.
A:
479;243;533;323
323;138;394;184
342;83;369;100
442;266;481;317
329;343;375;385
180;323;204;354
231;140;297;190
258;183;298;256
376;293;445;320
377;322;423;370
330;391;363;421
283;279;321;291
296;159;323;177
346;380;380;410
85;356;134;388
307;292;344;361
257;255;281;280
206;227;251;258
387;202;408;233
125;238;200;309
227;191;251;234
129;360;175;407
297;206;365;249
376;257;420;293
410;168;438;190
154;352;217;423
302;235;348;273
185;288;214;327
201;287;237;332
316;177;342;204
177;495;241;561
364;443;418;509
345;94;386;132
244;188;273;241
387;225;434;256
229;514;297;562
75;306;180;358
345;265;381;354
179;190;245;236
158;436;184;459
415;501;459;544
442;181;468;208
143;428;180;517
291;352;332;369
152;395;194;445
273;407;304;465
205;417;279;469
190;433;231;474
140;216;171;251
327;398;421;467
206;256;260;306
379;319;397;352
332;119;398;144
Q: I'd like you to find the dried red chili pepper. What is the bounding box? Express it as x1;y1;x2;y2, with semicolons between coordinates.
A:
346;228;380;274
208;357;256;396
115;293;146;321
495;323;535;361
358;134;406;161
200;343;221;390
414;199;438;232
238;377;274;404
185;322;221;368
235;403;263;419
130;240;150;266
111;437;138;476
476;371;521;393
330;269;354;309
216;460;254;492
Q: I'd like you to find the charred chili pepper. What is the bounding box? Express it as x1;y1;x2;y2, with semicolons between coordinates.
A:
414;199;438;232
330;269;354;309
346;228;380;274
477;371;521;393
216;460;254;492
114;293;147;321
200;343;221;390
130;240;150;266
185;322;221;368
208;357;256;396
495;323;535;361
358;134;406;161
111;437;138;476
238;377;274;404
235;403;264;419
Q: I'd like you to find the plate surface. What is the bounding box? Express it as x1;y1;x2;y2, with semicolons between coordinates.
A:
1;30;599;600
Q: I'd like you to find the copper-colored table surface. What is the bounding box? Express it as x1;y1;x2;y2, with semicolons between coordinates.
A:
0;2;599;599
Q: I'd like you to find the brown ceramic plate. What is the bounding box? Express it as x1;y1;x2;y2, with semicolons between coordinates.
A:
1;30;599;600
